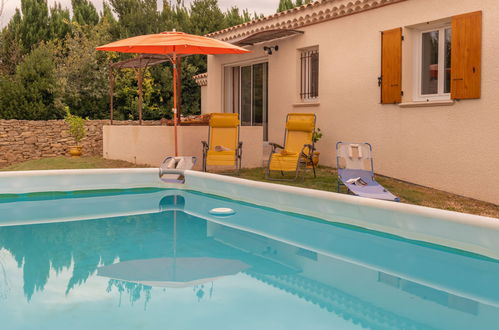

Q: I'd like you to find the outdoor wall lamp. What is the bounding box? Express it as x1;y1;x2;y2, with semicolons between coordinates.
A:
264;45;279;55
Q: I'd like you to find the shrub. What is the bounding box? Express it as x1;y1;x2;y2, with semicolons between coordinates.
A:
64;107;86;146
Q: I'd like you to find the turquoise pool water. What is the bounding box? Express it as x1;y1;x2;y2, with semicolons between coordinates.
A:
0;189;498;329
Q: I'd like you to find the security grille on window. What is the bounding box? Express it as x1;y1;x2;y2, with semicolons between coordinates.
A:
300;48;319;100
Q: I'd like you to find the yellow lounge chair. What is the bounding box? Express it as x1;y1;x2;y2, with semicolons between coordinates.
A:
202;113;242;173
266;113;316;180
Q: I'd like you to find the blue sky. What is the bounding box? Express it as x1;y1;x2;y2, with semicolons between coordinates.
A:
1;0;278;28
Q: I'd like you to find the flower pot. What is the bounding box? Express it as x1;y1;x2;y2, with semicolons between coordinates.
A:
307;151;320;168
69;146;82;157
312;151;320;166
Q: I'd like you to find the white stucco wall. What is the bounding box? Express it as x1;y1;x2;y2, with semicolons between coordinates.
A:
206;0;499;204
103;125;263;170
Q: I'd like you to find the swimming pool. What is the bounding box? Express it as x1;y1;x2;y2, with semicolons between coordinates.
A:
0;169;498;329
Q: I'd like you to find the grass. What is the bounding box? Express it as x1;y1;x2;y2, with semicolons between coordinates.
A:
1;157;497;218
0;156;147;171
236;166;499;218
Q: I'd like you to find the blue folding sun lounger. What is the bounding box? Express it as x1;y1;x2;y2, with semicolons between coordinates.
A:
336;142;399;202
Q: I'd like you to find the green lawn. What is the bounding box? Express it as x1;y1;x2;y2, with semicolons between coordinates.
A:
0;156;146;171
236;167;499;218
1;157;497;218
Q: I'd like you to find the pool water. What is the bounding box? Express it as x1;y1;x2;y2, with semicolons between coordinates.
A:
0;189;498;330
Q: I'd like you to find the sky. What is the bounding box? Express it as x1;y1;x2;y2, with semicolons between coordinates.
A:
0;0;278;28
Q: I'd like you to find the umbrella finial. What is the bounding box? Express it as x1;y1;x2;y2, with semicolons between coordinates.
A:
173;28;176;32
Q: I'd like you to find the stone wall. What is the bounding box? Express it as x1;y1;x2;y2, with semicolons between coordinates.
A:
0;120;161;166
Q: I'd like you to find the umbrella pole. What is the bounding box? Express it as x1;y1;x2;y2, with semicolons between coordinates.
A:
173;195;177;281
173;53;179;156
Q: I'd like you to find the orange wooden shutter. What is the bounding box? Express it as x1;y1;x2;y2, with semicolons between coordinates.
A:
451;11;482;99
381;28;402;104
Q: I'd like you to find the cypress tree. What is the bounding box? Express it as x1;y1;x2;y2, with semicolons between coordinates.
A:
49;3;71;40
277;0;294;13
19;0;50;52
0;9;23;74
72;0;99;26
109;0;160;37
189;0;225;35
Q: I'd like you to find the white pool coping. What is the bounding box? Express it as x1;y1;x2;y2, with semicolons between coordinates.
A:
0;168;497;259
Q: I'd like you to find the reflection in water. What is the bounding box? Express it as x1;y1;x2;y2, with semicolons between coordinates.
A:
0;250;11;299
0;212;176;301
106;279;152;309
0;191;498;330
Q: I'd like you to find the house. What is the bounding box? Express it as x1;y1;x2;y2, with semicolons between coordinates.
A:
199;0;499;204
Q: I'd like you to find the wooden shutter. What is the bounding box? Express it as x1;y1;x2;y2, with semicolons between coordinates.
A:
451;11;482;99
380;28;402;104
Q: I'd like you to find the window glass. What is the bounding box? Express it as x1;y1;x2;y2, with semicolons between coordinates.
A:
224;63;268;140
240;66;252;126
421;30;439;95
223;67;240;113
310;52;319;98
252;63;264;126
300;48;319;100
444;28;452;94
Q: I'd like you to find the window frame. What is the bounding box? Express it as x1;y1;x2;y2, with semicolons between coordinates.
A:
413;24;452;101
222;60;269;140
298;46;319;102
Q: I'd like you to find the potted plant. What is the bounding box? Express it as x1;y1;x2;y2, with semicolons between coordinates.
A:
64;107;86;157
310;128;322;167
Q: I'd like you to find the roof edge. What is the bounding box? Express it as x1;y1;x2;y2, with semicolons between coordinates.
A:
193;72;208;86
206;0;408;42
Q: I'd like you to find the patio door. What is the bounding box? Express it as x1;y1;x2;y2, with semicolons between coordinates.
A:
224;62;268;141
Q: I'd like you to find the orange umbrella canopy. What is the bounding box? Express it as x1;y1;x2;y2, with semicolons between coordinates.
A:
97;31;249;156
96;31;250;55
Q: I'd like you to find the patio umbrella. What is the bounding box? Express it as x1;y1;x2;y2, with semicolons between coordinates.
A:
96;31;250;156
98;194;249;288
97;257;250;288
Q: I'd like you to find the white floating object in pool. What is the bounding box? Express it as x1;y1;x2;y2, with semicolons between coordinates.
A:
209;207;235;216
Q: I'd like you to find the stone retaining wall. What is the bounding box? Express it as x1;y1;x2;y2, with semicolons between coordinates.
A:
0;120;161;166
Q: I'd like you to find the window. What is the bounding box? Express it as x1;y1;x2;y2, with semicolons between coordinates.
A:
299;47;319;100
416;26;452;100
223;63;269;140
380;11;481;103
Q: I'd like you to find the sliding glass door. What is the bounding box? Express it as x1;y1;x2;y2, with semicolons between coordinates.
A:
224;62;268;141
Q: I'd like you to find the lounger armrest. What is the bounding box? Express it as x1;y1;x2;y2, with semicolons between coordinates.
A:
269;142;284;152
304;144;315;152
301;144;315;158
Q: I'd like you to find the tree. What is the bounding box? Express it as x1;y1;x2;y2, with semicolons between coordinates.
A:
100;1;116;25
54;22;112;118
0;0;261;121
109;0;161;37
49;3;71;40
19;0;50;52
224;7;251;28
72;0;99;26
189;0;226;36
0;43;62;120
0;9;23;75
277;0;311;12
277;0;294;13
